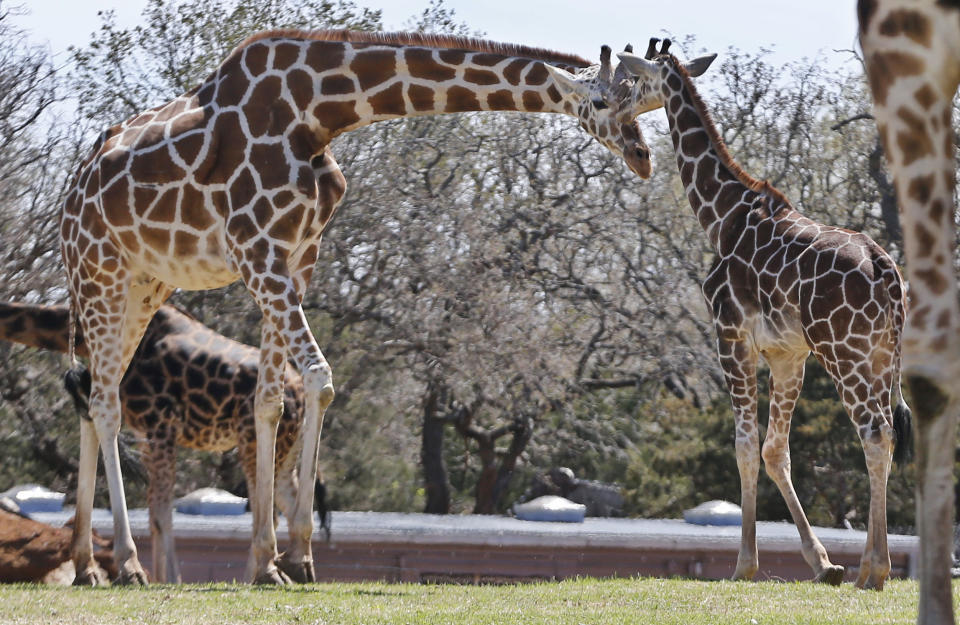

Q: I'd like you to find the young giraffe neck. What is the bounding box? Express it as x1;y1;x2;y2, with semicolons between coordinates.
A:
226;30;589;142
0;302;86;356
658;56;793;253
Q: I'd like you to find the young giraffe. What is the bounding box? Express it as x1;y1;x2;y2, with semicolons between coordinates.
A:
615;40;911;589
59;29;719;585
0;301;326;584
859;1;960;621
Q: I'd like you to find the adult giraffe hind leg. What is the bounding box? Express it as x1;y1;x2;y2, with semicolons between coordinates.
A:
762;353;843;586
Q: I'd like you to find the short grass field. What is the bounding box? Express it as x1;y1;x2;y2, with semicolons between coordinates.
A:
1;577;954;625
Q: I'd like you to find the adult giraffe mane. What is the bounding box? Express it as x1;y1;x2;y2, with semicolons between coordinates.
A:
233;28;593;69
663;53;792;211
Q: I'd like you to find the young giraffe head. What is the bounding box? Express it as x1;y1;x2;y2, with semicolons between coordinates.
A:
547;38;716;177
547;44;655;177
611;38;718;116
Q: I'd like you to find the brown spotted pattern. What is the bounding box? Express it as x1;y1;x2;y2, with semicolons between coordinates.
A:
860;0;960;621
621;49;910;590
57;30;662;586
0;302;316;584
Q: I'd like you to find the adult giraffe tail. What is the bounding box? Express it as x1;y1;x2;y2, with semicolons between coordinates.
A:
892;398;912;466
880;254;912;466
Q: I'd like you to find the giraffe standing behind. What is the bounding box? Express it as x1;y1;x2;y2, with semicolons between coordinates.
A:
0;301;324;584
859;1;960;622
58;28;709;584
616;40;911;589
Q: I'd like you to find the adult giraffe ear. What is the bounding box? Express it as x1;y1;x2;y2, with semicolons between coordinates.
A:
544;64;589;100
615;52;659;79
684;53;718;77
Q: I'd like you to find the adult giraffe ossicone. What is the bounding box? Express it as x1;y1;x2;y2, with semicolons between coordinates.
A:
617;39;911;589
858;1;960;621
59;30;710;585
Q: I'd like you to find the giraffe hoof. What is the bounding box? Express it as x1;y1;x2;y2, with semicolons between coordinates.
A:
278;554;316;583
115;561;149;586
813;565;845;586
73;564;110;587
855;574;887;591
254;566;293;585
731;563;758;581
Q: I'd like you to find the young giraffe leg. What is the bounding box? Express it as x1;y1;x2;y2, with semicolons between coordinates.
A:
72;274;172;585
761;354;844;585
145;423;180;583
717;337;761;581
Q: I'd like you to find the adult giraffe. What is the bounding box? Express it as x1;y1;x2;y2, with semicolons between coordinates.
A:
859;1;960;622
611;40;911;589
59;29;716;585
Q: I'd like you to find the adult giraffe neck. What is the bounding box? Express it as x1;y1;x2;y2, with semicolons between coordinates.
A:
658;56;793;253
220;30;590;142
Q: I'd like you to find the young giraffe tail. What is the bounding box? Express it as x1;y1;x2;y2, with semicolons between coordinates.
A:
62;363;149;484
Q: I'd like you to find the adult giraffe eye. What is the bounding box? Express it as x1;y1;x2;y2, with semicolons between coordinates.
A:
591;98;608;110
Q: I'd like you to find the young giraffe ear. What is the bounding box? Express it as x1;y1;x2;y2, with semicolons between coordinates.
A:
544;64;589;99
615;52;659;79
684;53;719;77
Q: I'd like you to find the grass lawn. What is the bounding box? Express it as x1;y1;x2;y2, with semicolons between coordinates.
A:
0;577;951;625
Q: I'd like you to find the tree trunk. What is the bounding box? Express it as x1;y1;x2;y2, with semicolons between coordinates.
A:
421;389;451;514
472;440;498;515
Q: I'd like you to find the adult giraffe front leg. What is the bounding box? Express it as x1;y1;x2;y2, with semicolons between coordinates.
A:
70;273;173;586
277;152;344;584
277;247;325;584
238;251;333;584
245;323;294;584
716;335;761;581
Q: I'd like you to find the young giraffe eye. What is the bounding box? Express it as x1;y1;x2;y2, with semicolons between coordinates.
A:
591;97;609;110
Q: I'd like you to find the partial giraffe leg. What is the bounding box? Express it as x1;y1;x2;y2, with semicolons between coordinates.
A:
247;322;291;585
145;421;181;583
72;274;172;585
860;2;960;617
279;256;324;584
762;353;843;585
238;261;333;583
717;337;761;581
274;435;308;581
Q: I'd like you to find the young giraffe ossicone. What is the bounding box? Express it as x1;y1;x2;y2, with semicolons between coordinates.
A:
0;301;328;584
616;39;912;589
59;29;717;585
859;1;960;621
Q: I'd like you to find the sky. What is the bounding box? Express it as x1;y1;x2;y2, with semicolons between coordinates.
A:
12;0;865;72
